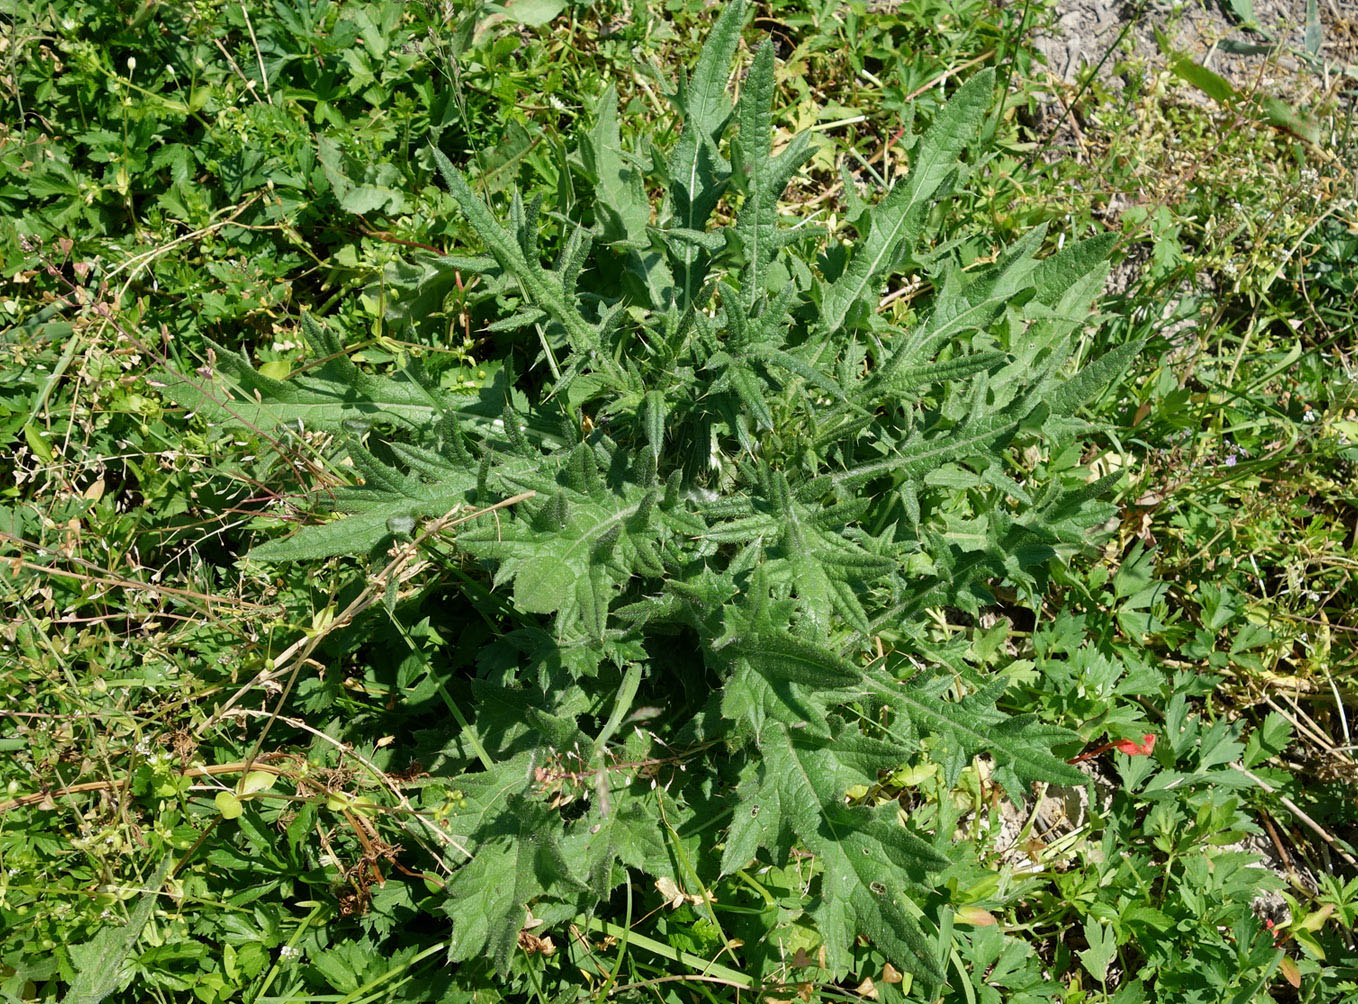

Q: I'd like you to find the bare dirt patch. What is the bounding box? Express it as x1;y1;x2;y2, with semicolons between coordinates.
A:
1035;0;1358;95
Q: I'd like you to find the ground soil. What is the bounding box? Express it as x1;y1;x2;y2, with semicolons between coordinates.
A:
1034;0;1358;95
1026;0;1354;297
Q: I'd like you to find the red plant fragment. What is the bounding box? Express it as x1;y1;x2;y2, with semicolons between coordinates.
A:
1113;734;1157;756
1067;733;1158;764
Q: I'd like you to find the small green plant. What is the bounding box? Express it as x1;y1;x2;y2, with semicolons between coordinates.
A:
174;1;1143;987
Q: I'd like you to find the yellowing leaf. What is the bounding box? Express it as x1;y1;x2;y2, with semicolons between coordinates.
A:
956;906;997;926
655;876;685;909
1279;956;1301;988
215;791;243;820
238;770;276;796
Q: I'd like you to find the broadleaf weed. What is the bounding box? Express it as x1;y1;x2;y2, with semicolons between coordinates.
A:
210;1;1133;986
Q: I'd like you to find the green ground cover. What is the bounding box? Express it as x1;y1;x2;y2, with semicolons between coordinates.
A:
1;0;1355;1001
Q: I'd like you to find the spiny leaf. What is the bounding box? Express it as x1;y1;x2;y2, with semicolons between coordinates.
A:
585;85;651;248
462;494;636;616
458;466;685;636
160;315;457;434
249;439;542;562
864;223;1047;396
863;670;1086;799
1045;339;1145;416
562;787;668;897
61;857;173;1004
665;0;746;304
723;724;948;983
718;598;865;736
820;69;995;334
725;631;862;691
433;151;619;385
733;39;814;307
1032;233;1118;306
445;792;577;972
802;410;1024;500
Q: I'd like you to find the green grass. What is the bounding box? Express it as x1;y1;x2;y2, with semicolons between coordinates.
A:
1;0;1356;1002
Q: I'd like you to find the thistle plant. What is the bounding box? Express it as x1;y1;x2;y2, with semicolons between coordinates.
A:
171;0;1137;986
